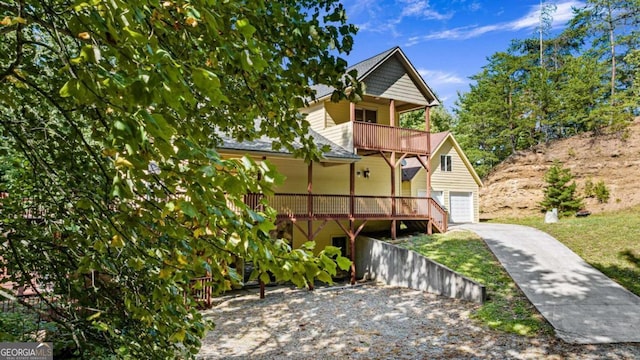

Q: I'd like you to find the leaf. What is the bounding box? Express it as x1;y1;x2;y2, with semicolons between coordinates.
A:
87;311;102;321
59;79;77;98
316;271;333;284
259;272;271;284
159;267;172;279
114;157;134;169
111;234;124;248
336;256;352;271
169;329;186;342
236;18;256;38
179;200;198;218
123;26;146;45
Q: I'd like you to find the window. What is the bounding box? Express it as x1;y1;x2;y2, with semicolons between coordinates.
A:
440;155;452;172
355;108;377;123
332;236;348;257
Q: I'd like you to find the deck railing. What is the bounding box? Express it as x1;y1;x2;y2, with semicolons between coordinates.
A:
244;193;448;232
188;276;213;308
353;122;430;154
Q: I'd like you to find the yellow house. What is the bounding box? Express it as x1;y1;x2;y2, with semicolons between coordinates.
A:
219;47;455;283
402;132;483;223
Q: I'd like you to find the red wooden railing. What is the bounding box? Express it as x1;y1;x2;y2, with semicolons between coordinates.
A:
244;193;448;232
353;122;430;154
188;276;212;308
428;198;448;232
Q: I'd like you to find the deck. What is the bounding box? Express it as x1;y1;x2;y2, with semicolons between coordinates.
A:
245;193;448;233
352;122;430;154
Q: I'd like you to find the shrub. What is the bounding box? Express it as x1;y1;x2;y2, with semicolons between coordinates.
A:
594;180;610;203
584;178;595;198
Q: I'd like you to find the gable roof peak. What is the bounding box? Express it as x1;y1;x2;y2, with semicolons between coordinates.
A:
311;46;439;105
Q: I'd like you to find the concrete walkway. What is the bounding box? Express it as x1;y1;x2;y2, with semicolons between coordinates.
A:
455;223;640;344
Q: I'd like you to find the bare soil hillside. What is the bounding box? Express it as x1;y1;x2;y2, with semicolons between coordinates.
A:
480;118;640;219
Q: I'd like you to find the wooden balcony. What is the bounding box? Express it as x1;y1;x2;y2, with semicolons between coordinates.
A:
245;193;447;233
353;122;430;154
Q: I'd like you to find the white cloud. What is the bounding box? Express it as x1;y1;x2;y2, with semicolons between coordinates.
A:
353;0;452;37
400;0;453;20
509;0;582;30
406;0;584;45
417;69;466;86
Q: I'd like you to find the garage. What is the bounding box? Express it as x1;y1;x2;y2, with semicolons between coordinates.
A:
449;192;473;223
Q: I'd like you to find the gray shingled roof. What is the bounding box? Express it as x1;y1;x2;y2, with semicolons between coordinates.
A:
217;127;360;162
311;47;399;99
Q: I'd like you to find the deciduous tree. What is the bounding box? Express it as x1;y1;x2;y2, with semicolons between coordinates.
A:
0;0;357;357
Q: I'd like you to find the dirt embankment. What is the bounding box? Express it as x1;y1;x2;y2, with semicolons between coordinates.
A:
480;119;640;219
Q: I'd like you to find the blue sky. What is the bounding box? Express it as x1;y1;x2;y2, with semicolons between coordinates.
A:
343;0;584;111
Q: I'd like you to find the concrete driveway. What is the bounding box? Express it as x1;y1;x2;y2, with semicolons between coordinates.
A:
455;223;640;344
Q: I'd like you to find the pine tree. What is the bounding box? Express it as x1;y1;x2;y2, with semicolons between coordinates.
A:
540;163;584;216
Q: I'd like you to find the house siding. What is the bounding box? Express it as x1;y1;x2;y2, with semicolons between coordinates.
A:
364;56;429;106
324;100;394;128
266;156;401;253
408;141;480;222
316;122;353;152
325;101;349;127
302;102;326;131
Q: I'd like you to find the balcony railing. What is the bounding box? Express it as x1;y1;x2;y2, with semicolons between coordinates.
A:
353;122;429;154
245;193;447;232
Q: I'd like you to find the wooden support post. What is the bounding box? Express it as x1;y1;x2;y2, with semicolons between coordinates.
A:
350;102;356;122
425;106;433;235
389;99;395;127
350;221;356;285
334;219;369;286
308;162;313;240
349;162;356;285
350;162;355;218
425;106;432;198
390;151;396;240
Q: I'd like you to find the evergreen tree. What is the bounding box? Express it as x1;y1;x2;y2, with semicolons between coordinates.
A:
399;106;454;133
540;163;584;216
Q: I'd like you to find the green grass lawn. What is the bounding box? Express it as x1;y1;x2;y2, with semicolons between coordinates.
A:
392;231;553;336
495;206;640;296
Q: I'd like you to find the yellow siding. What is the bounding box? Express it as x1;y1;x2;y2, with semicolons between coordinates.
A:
322;100;395;127
221;151;406;250
325;101;349;127
301;102;326;131
268;156;400;197
408;140;480;222
401;181;411;197
316;122;353;152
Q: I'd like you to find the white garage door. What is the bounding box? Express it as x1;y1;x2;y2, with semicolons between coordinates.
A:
449;192;473;223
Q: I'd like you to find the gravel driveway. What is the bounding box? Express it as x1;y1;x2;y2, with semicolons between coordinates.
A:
197;284;640;359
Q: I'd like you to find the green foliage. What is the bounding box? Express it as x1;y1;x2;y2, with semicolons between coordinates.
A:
0;309;51;342
584;178;610;203
584;178;595;197
399;232;551;336
0;0;357;358
594;180;610;203
399;106;454;133
540;163;584;216
454;0;639;178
